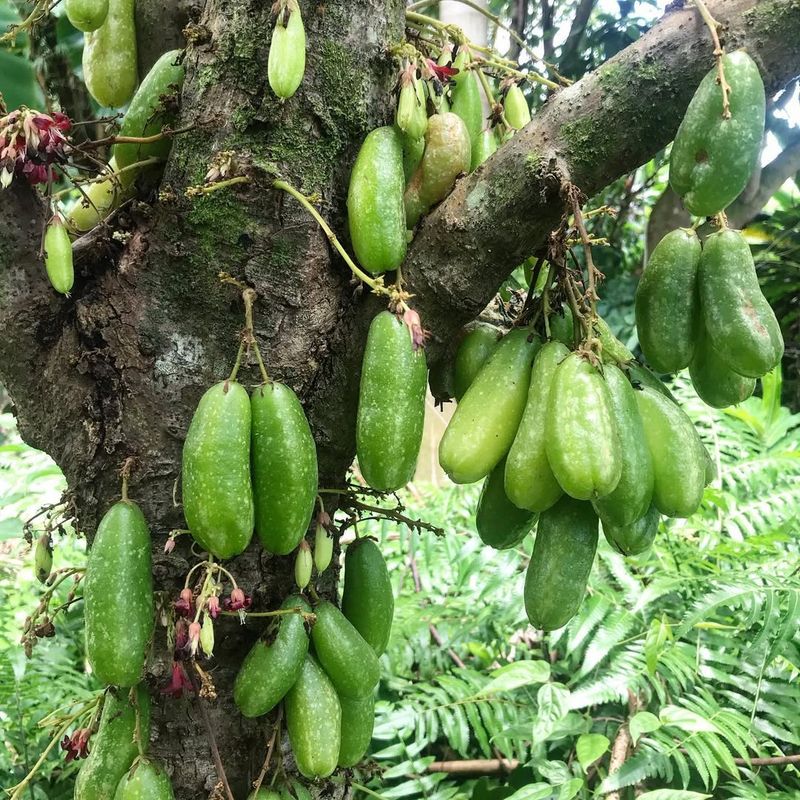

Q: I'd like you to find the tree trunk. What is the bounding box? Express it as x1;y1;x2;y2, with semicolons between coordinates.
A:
1;1;799;797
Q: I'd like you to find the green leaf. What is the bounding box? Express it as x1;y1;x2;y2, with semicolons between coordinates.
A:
636;792;711;800
629;711;661;745
503;784;553;800
659;705;719;733
556;779;583;800
532;682;571;739
576;733;610;770
477;660;551;696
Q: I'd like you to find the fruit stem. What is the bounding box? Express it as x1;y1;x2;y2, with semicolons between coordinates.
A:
475;67;511;129
185;175;250;198
568;188;601;325
272;179;391;298
84;124;195;149
228;342;245;381
351;782;389;800
119;457;134;502
691;0;731;119
242;287;271;384
542;263;557;339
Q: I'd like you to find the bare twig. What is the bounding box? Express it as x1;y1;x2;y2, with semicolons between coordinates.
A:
692;0;731;118
251;707;282;795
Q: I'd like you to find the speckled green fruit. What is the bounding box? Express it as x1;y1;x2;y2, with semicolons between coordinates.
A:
113;50;184;176
347;127;407;274
524;497;598;631
311;601;380;699
592;365;653;527
233;596;310;718
66;157;131;232
545;354;622;501
251;382;317;555
627;362;676;402
285;656;341;779
341;538;394;655
603;503;659;557
670;51;765;217
75;686;150;800
83;0;137;108
635;387;707;518
635;228;701;373
402;132;425;182
114;760;174;800
356;311;427;491
404;112;471;228
84;501;153;687
476;456;536;549
65;0;107;31
268;2;306;99
450;51;481;169
503;83;530;130
182;381;254;559
505;341;568;513
472;128;498;167
549;305;574;347
43;215;74;294
594;317;635;366
453;322;502;400
338;692;375;767
699;228;783;378
689;328;755;408
440;329;540;484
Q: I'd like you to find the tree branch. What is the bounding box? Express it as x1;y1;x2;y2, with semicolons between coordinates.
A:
404;0;800;360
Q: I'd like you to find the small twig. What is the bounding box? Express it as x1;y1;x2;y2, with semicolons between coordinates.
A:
732;753;800;766
692;0;731;118
426;758;520;774
186;175;250;197
605;690;640;800
567;185;602;323
84;124;195;149
251;707;282;795
190;669;235;800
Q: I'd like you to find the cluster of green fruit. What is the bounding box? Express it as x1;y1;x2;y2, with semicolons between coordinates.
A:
637;51;783;407
347;48;531;275
234;538;394;780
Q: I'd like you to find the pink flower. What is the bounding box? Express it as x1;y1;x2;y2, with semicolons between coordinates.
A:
161;661;194;698
60;728;91;762
223;587;252;612
423;58;458;83
163;537;176;554
188;622;201;656
0;107;71;189
174;588;194;617
207;595;220;619
403;308;429;351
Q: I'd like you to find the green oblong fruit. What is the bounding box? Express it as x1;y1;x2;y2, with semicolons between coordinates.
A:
635;228;701;373
476;456;536;549
112;50;185;177
84;500;153;687
592;365;654;527
503;83;530;130
114;759;174;800
348;127;407;274
669;51;765;217
549;306;574;347
634;387;707;518
404;112;471;228
182;381;254;559
453;322;502;400
524;496;598;631
472;128;498;167
505;341;568;513
450;51;481;169
285;656;342;779
314;526;334;573
341;538;394;655
402;132;425;182
67;158;132;232
545;354;622;501
440;328;540;484
83;0;137;108
689;328;756;408
251;382;317;555
233;595;310;718
429;356;456;403
311;601;380;699
294;541;312;590
65;0;108;31
43;215;74;294
338;692;375;768
75;685;150;800
396;75;428;142
603;503;659;557
595;317;635;366
356;311;427;491
268;2;306;99
699;228;783;378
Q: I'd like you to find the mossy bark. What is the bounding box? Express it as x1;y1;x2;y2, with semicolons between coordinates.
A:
0;0;799;797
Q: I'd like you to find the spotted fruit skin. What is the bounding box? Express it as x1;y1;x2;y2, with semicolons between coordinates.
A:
83;0;137;108
285;656;342;779
182;381;254;559
84;500;153;687
669;51;765;217
268;2;306;99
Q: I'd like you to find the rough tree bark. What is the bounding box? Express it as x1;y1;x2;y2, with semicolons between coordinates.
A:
1;1;799;797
